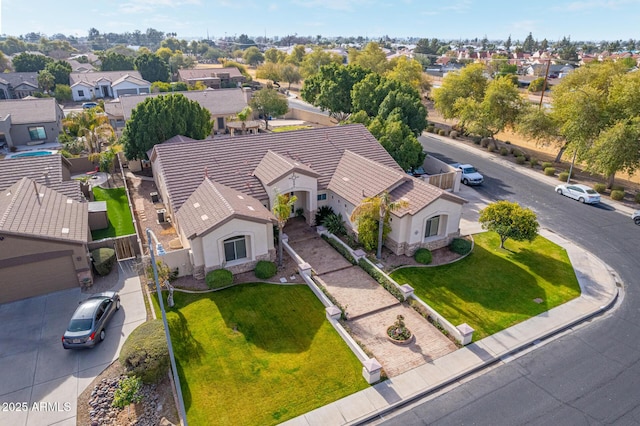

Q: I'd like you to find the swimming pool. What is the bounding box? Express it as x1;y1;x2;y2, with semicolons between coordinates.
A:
7;150;57;158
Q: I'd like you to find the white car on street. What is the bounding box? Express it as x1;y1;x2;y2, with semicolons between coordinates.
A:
633;210;640;225
555;184;601;204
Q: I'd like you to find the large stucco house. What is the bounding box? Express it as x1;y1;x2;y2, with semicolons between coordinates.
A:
149;125;465;278
0;98;64;149
70;70;151;102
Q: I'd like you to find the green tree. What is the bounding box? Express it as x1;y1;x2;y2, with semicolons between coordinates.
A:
264;48;286;63
236;106;253;135
377;88;428;136
456;76;525;138
100;52;135;71
368;112;426;171
63;108;115;154
243;46;264;66
53;84;72;102
112;376;143;419
286;45;307;65
12;52;53;72
121;94;212;160
386;56;431;92
249;88;289;130
299;47;343;78
348;42;389;74
478;201;539;249
272;191;297;267
301;63;370;122
256;62;282;82
433;63;488;120
528;77;546;92
280;63;301;90
155;47;173;63
44;60;72;86
37;70;55;93
134;53;170;83
349;191;408;258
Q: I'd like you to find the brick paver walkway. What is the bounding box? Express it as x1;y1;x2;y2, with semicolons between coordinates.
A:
285;219;458;377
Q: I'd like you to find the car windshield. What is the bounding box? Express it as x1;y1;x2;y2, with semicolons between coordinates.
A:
68;318;93;332
586;189;598;194
464;167;477;173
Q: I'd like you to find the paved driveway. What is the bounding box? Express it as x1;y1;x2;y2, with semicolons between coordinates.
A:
0;260;146;426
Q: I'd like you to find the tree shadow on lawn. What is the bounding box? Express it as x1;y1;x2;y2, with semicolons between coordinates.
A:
205;283;326;354
507;247;580;296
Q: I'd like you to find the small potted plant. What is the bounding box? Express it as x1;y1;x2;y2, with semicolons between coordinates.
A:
387;314;413;345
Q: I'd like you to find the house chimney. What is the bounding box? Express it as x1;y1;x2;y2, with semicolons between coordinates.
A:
242;87;252;103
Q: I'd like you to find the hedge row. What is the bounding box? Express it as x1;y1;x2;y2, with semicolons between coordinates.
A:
321;234;357;265
358;259;405;302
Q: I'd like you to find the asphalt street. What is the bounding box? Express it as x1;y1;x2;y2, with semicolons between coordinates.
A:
376;135;640;425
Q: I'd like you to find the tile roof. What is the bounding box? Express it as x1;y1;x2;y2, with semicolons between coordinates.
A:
0;155;84;202
177;67;244;81
152;124;401;211
253;150;321;187
111;74;150;87
107;89;249;121
176;178;275;239
0;97;62;124
389;177;465;217
0;72;38;89
327;150;408;205
69;70;147;87
0;177;88;243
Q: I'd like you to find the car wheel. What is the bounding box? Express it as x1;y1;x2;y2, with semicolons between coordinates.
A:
634;217;640;225
116;299;120;310
579;197;585;203
99;329;105;342
556;188;563;195
463;178;469;185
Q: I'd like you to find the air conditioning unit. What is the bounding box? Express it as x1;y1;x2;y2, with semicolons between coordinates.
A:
150;191;159;203
157;209;166;223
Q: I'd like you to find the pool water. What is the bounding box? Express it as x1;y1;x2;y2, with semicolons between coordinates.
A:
9;150;56;158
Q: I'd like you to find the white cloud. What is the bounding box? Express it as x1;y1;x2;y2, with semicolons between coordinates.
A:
560;0;640;11
439;0;472;13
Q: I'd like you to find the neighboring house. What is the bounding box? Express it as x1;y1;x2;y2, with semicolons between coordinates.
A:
0;98;64;148
69;70;151;101
149;124;465;278
66;58;97;73
104;88;252;134
177;67;246;89
0;72;39;99
0;155;90;304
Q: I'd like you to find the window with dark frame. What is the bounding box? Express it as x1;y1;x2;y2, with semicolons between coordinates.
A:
425;215;440;238
224;236;247;262
28;126;46;141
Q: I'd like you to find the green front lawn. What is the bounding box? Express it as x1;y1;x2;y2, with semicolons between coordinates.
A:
156;284;367;426
391;232;581;341
91;187;135;240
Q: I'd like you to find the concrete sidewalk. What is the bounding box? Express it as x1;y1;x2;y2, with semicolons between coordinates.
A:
281;188;620;426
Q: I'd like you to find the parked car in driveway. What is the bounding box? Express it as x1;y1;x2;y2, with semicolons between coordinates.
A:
82;102;98;109
62;291;120;349
633;210;640;225
555;184;601;204
451;163;484;185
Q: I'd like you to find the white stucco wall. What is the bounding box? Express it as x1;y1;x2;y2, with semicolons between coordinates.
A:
196;218;273;270
71;84;95;101
113;81;151;98
388;198;463;246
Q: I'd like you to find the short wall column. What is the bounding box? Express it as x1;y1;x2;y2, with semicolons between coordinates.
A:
457;323;474;345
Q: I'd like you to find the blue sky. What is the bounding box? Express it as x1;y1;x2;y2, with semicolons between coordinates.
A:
1;0;639;42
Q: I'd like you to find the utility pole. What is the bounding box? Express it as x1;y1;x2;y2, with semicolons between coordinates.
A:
538;59;551;109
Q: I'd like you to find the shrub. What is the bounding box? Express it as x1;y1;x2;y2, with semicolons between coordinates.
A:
321;234;357;265
515;156;526;165
558;172;570;182
438;128;447;136
426;125;435;133
611;185;625;192
487;144;496;153
593;183;606;193
205;268;233;289
611;189;625;201
472;136;481;144
634;192;640;204
541;161;553;169
505;140;511;145
414;248;432;265
544;167;556;176
358;259;404;302
254;260;277;279
499;147;509;156
449;238;472;255
322;212;347;236
530;158;539;168
112;375;143;410
480;138;491;148
91;248;116;276
449;130;458;139
314;205;334;226
119;320;169;383
512;149;522;157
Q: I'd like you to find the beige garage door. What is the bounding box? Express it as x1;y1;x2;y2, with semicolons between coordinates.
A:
0;256;77;304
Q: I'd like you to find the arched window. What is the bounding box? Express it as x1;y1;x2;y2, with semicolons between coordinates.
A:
224;236;247;262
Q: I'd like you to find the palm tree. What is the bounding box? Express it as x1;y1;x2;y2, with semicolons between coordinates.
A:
272;190;298;267
236;106;252;135
63;108;114;154
350;191;408;259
